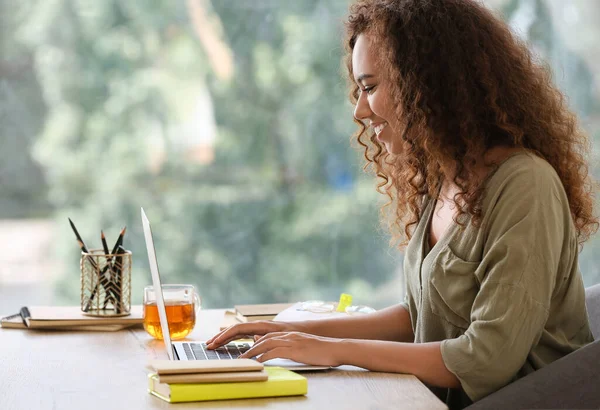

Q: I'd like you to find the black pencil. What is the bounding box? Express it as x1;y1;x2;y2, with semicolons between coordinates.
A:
98;226;125;271
98;226;126;310
105;227;126;311
113;245;127;314
111;226;126;255
68;218;88;251
68;219;97;271
101;230;110;254
68;218;114;311
101;230;112;309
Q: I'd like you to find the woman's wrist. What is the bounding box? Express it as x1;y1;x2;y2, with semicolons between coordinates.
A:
281;320;310;334
329;337;351;367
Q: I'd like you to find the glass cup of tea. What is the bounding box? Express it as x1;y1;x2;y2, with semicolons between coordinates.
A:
143;284;201;340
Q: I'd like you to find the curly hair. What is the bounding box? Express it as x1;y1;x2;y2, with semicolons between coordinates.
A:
344;0;598;248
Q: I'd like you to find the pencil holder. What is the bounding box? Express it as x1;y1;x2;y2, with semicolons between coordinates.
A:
80;249;132;316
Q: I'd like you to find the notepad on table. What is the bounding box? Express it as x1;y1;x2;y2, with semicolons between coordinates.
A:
0;305;143;331
148;366;307;403
234;303;294;323
148;358;268;384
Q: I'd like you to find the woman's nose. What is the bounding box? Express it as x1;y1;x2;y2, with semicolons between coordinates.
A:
353;91;372;121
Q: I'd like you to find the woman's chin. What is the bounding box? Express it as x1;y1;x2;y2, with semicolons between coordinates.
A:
377;133;393;152
379;139;392;153
383;142;402;155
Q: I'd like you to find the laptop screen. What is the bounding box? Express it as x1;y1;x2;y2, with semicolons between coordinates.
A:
141;207;175;360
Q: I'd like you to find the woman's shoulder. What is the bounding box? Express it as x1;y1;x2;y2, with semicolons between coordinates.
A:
486;151;562;194
482;151;567;212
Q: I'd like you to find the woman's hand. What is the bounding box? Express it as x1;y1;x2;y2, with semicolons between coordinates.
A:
205;320;296;349
239;331;344;367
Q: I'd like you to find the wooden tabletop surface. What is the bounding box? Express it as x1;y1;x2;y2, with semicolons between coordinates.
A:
0;308;447;410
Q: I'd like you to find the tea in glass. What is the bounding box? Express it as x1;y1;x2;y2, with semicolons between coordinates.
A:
143;284;200;340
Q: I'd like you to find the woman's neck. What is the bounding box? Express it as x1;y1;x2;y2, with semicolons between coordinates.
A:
439;145;527;198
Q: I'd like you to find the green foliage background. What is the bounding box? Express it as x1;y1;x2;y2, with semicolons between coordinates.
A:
1;0;599;308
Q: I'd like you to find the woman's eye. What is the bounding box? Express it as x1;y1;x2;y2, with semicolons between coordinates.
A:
363;86;376;94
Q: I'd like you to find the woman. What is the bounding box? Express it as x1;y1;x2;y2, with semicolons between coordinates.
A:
207;0;597;407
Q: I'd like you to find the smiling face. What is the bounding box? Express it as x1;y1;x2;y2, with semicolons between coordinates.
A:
352;34;402;155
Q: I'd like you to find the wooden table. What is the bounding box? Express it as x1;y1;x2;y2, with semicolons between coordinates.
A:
0;309;447;409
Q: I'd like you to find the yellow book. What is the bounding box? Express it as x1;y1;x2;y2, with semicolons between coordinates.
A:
148;367;307;403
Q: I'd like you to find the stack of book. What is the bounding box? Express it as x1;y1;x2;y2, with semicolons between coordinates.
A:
219;303;294;331
0;305;144;331
147;359;307;403
234;303;294;323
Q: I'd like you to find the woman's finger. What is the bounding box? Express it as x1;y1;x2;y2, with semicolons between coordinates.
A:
254;331;289;344
238;337;289;359
209;333;258;348
205;327;231;344
207;323;264;348
256;347;292;363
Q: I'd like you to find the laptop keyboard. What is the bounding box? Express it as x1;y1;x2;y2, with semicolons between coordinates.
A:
182;342;252;361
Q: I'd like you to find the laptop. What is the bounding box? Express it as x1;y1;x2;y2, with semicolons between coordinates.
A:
141;207;329;371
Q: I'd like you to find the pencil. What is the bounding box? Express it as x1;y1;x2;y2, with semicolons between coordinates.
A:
111;226;126;255
96;226;126;310
68;218;114;311
101;230;110;254
107;227;126;311
100;230;113;309
113;245;127;314
68;218;88;251
98;226;125;272
99;226;126;290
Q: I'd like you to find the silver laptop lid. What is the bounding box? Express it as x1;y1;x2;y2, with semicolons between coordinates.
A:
141;207;174;360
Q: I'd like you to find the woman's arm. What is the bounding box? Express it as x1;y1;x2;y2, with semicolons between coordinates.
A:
241;333;460;389
294;303;414;342
207;303;414;348
337;339;460;388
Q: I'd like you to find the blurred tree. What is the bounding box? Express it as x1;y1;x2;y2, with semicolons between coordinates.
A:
18;0;398;308
502;0;600;285
0;1;49;218
6;0;599;310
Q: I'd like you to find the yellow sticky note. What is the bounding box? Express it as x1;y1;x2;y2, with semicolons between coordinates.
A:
336;293;353;312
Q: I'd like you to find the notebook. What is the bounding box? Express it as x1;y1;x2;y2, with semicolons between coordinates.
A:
148;358;268;384
148;366;307;403
0;305;144;331
155;370;268;385
234;303;294;322
219;309;242;330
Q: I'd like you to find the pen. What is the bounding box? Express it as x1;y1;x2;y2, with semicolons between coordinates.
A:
1;308;29;327
20;306;31;327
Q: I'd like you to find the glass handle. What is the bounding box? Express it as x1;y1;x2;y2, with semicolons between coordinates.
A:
193;293;202;314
